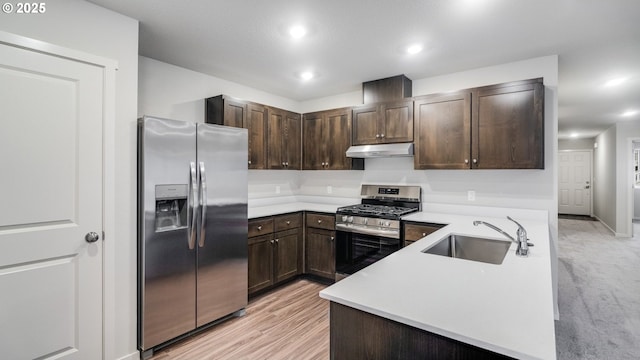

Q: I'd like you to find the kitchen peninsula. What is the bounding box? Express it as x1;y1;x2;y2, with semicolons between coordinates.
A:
320;210;556;360
248;198;556;359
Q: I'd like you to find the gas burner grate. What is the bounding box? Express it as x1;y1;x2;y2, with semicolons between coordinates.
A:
337;204;418;219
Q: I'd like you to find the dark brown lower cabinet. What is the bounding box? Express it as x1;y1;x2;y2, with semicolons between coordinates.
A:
274;228;302;283
305;212;336;280
330;302;513;360
248;214;302;295
305;228;335;279
248;233;274;294
403;221;445;247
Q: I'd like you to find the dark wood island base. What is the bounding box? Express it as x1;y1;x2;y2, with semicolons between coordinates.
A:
330;302;514;360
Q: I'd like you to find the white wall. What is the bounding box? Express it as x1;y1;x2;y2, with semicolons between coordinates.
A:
0;1;139;359
138;57;300;120
594;127;618;231
635;141;640;220
558;138;595;150
615;121;640;236
593;120;640;236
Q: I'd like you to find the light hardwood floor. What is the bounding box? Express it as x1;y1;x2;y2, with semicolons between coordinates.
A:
150;279;330;360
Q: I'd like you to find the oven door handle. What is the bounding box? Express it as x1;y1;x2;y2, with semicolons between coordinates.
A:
335;223;400;239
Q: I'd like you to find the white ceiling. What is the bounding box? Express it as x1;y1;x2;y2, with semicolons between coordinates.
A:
88;0;640;139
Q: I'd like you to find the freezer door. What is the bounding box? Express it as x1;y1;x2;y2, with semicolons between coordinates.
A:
196;123;248;327
138;116;197;350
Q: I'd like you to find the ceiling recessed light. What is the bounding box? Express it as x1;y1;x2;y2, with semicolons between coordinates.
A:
604;77;628;87
299;71;314;81
622;110;638;117
406;44;423;55
289;25;307;39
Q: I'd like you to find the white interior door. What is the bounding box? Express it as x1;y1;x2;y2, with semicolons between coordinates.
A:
0;41;104;359
558;150;592;215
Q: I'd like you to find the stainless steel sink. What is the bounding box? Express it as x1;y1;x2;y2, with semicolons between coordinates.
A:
422;234;511;265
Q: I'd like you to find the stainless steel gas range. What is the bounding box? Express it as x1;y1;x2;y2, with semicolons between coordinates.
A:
335;184;421;280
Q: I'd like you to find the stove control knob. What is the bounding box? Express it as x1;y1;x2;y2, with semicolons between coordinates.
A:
348;216;353;223
384;221;391;227
342;215;348;222
363;218;368;225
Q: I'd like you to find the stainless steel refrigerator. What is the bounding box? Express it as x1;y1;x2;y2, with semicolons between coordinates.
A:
137;116;248;357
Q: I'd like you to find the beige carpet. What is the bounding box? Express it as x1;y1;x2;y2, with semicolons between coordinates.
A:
555;219;640;359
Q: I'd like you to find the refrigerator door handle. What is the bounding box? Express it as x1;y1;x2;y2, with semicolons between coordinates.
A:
188;161;198;250
198;161;207;247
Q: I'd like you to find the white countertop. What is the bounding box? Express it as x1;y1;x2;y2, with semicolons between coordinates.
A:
320;211;557;360
248;202;341;219
248;196;358;219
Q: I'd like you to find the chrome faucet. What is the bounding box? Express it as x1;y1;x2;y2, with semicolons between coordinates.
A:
473;216;531;257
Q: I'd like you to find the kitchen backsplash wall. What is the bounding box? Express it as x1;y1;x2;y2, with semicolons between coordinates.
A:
251;156;553;211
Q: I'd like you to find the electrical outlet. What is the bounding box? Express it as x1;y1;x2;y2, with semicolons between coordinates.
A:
327;186;333;194
275;185;281;194
467;190;475;201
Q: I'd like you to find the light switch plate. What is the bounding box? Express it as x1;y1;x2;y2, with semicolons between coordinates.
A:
467;190;475;201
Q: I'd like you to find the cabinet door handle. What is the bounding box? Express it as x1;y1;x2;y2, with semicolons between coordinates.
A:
375;134;380;138
286;220;291;225
248;160;252;165
325;162;329;167
464;159;469;164
317;219;322;224
422;233;426;237
321;162;326;166
380;134;385;138
270;240;275;244
330;236;334;241
285;162;289;166
275;239;279;244
282;162;285;166
257;225;262;231
472;159;477;164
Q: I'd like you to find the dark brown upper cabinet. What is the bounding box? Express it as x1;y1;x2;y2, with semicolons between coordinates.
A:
413;78;544;170
362;75;412;104
267;107;302;170
352;99;414;145
414;91;472;169
303;108;364;170
205;95;247;128
472;79;544;169
206;95;268;169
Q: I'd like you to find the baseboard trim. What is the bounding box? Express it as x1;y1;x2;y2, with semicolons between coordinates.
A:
116;351;139;360
592;215;615;235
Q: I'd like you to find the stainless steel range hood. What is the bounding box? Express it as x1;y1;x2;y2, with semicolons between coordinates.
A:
345;143;414;158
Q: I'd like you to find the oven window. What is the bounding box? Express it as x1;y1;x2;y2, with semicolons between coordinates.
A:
336;232;400;275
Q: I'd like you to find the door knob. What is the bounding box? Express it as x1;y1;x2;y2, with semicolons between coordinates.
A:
85;232;100;243
585;185;590;189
